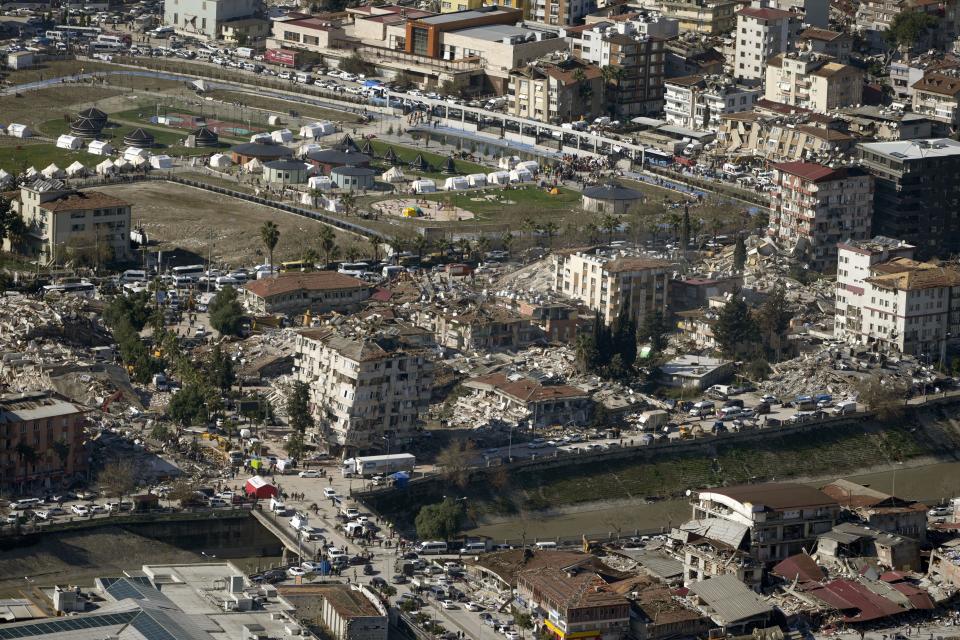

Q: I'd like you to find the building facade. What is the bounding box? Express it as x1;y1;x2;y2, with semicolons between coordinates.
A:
293;327;434;453
553;250;671;326
911;71;960;130
658;0;739;34
857;138;960;257
664;75;761;131
6;181;131;264
796;27;852;63
769;161;874;270
764;52;864;113
163;0;262;39
0;391;89;493
733;3;793;84
242;272;371;316
508;56;603;123
463;373;593;428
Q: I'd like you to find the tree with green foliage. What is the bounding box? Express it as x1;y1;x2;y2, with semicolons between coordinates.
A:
884;10;937;49
208;345;236;393
260;221;280;274
415;497;465;541
51;440;70;471
733;234;747;271
317;225;339;267
286;380;314;434
104;291;153;331
168;383;209;426
755;285;793;361
638;309;671;355
611;307;637;370
150;423;173;443
284;432;306;459
713;293;760;358
208;285;244;336
680;205;690;256
339;52;376;76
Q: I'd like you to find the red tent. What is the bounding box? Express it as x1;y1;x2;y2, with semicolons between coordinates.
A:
244;475;278;499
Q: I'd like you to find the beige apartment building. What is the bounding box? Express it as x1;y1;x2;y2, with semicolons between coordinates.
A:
796;27;852;63
911;71;960;130
765;52;864;114
6;180;131;264
293;326;434;454
508;56;602;123
268;13;345;52
552;250;671;325
718;111;857;162
769;162;873;271
659;0;739;34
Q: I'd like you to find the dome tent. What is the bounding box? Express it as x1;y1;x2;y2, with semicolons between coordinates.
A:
123;128;155;148
359;139;375;157
87;140;113;156
411;178;436;193
381;166;405;183
95;160;117;175
65;161;87;177
442;156;457;174
382;146;400;165
466;173;487;187
69;116;103;138
409;154;432;172
191;126;219;147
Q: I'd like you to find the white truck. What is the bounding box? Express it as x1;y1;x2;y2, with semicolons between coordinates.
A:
341;453;415;478
638;410;669;430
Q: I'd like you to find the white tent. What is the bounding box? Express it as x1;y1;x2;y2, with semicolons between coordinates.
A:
42;163;64;179
515;160;539;174
325;197;344;213
498;155;520;170
0;170;12;188
509;168;533;183
149;155;173;169
114;158;134;172
24;166;37;178
297;142;322;158
130;155;148;169
268;115;283;126
381;166;405;183
209;153;232;169
244;158;263;173
95;159;117;175
87;140;114;156
8;123;31;138
487;171;511;185
271;129;293;143
123;147;150;161
443;176;469;191
299;122;336;138
466;173;487;187
250;132;272;144
308;175;332;191
56;134;83;150
300;192;316;206
65;161;87;177
411;179;436;194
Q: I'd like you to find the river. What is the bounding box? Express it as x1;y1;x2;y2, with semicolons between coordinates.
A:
467;460;960;541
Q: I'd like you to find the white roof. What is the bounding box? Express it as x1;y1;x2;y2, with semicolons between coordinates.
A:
859;138;960;160
246;475;272;489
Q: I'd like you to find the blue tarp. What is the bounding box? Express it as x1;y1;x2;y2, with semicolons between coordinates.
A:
389;471;410;488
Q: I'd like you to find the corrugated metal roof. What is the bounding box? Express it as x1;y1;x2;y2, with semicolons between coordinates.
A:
689;575;773;624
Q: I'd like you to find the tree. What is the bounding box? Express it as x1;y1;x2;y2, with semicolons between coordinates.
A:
104;290;153;331
318;225;338;267
415;497;465;540
150;423;173;443
260;221;280;274
285;432;306;459
733;234;747;271
611;306;636;370
412;235;430;264
713;292;760;359
15;442;38;487
369;235;383;262
539;221;560;248
599;214;619;245
575;333;600;374
208;285;244;336
168;478;202;507
168;383;209;426
339;52;376;76
513;609;534;639
500;231;514;256
51;440;71;471
884;10;937;49
680;205;691;257
99;459;137;503
435;440;476;488
208;345;236;393
638;310;671;355
856;376;909;421
755;285;793;361
286;381;314;434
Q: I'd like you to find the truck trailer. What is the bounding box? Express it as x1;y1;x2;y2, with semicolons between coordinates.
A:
341;453;415;478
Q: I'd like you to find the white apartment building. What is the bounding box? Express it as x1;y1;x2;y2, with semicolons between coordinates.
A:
733;2;793;84
835;236;916;344
6;180;131;264
765;52;864;114
552;250;671;325
164;0;261;39
294;326;434;454
664;74;761;131
769;162;873;271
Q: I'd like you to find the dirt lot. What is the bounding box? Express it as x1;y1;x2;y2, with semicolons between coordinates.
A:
0;85;125;128
96;181;365;266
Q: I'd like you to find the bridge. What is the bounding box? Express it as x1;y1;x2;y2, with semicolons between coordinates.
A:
251;508;313;560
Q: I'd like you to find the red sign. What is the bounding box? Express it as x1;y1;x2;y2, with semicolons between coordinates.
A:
265;48;297;66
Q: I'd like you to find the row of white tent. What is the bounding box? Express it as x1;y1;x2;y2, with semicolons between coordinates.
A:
55;136;117;157
498;156;539;173
249;122;337;144
3;123;32;138
410;168;536;193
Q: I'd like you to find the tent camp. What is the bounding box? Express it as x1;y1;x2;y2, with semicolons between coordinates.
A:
443;176;469;191
297;142;322;158
308;175;333;190
114;158;134;172
244;475;278;499
509;168;533;183
498;155;520;170
270;129;293;144
65;161;87;177
381;166;405;183
487;171;511;185
209;153;232;169
8;123;31;138
515;160;539;174
299;121;336;138
95;159;117;175
123;147;150;162
250;132;272;144
411;178;436;193
409;154;432;172
0;170;13;188
382;147;400;165
244;158;263;173
466;173;487;187
56;134;83;150
42;163;64;179
149;155;173;169
129;155;148;169
87;140;114;156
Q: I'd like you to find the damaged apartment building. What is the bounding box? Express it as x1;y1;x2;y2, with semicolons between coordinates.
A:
292;322;434;454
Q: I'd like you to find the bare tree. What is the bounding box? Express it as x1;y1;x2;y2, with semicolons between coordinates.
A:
99;459;137;504
435;440;477;488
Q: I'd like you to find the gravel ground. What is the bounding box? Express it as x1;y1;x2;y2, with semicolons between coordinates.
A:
96;181;364;267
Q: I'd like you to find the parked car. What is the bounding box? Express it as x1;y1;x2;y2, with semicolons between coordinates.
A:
287;566;306;577
298;470;320;478
72;504;90;516
441;599;457;610
323;488;337;498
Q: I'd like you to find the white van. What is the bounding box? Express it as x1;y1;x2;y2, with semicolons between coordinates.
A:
534;541;557;550
416;541;448;555
833;400;857;416
688;401;715;417
12;498;41;510
269;497;286;514
295;72;314;85
461;540;489;553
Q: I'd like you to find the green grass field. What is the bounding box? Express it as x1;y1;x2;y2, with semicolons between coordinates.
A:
419;186;580;218
38;117;232;157
0;140;94;175
368;140;488;179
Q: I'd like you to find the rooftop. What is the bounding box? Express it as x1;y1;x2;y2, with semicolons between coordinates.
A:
276;584;382;618
702;482;838;511
36;190;129;213
296;327;412;362
451;23;539;42
912;72;960;96
798;27;845;41
582;183;645;201
603;256;672;273
736;6;793;20
866;258;960;291
465;372;589;403
859;138;960;160
244;272;369;299
0;391;87;423
688;575;774;624
416;6;517;24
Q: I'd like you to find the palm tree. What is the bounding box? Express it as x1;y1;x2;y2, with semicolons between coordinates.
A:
600;214;619;245
15;442;38;491
475;236;491;260
412;235;430;264
52;440;70;473
369;235;383;262
520;217;538;243
340;191;357;217
584;222;600;244
343;243;361;262
435;238;452;260
260;221;280;275
500;232;514;256
540;221;560;248
455;238;471;262
668;213;682;243
318;226;337;268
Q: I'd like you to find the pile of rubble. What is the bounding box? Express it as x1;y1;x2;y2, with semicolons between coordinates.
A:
493;256;557;292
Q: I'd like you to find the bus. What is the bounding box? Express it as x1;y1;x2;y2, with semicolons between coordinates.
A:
46;25;102;41
280;260;309;272
171;264;204;280
120;269;147;283
96;33;131;47
337;262;369;277
42;281;96;298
